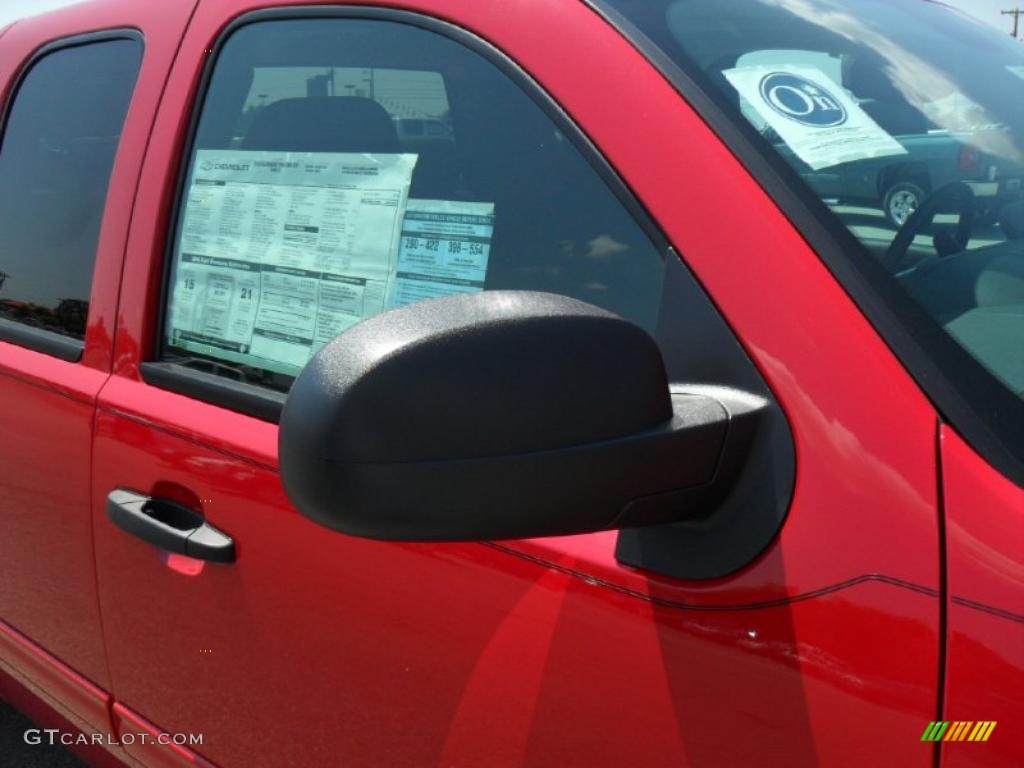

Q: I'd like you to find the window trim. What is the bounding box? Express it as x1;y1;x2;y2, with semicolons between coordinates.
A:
0;28;143;363
147;6;671;422
0;318;85;362
585;0;1024;487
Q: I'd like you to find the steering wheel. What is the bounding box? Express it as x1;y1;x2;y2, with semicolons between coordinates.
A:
883;182;976;272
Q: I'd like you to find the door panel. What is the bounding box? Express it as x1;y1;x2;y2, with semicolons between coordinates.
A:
93;378;939;768
0;357;108;697
940;426;1024;768
94;1;943;766
0;1;196;722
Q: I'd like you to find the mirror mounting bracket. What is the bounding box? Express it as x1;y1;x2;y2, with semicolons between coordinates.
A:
613;252;795;580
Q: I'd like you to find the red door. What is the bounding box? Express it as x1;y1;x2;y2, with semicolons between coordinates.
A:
91;1;942;767
0;0;195;745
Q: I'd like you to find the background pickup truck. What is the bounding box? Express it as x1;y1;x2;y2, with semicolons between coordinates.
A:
779;129;1024;227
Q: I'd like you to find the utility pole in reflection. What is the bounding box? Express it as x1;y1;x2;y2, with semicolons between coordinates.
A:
1003;8;1024;39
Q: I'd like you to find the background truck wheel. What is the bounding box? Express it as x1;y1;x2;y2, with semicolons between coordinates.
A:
883;182;925;228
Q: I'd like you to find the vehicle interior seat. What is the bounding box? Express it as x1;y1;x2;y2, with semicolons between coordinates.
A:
901;242;1024;393
241;95;462;199
999;199;1024;239
242;96;400;153
933;228;964;259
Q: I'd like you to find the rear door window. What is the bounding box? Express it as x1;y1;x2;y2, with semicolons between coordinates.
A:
0;38;141;345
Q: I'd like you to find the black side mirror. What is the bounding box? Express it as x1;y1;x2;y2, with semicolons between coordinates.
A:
279;291;767;541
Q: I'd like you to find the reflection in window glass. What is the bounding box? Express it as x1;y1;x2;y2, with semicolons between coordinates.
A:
163;19;665;393
606;0;1024;412
0;39;141;340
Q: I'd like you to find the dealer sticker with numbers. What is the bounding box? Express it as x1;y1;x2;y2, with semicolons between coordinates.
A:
387;199;496;309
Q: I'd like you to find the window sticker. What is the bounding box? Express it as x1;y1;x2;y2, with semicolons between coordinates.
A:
387;199;495;309
724;65;907;170
167;150;418;374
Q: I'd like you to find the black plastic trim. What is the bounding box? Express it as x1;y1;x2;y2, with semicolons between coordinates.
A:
933;419;949;767
0;28;143;363
0;319;83;362
140;361;285;423
279;290;760;542
150;5;672;421
584;0;1024;488
615;252;795;579
107;488;236;564
9;27;143;88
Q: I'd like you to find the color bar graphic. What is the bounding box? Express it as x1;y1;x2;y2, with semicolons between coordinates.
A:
921;721;996;742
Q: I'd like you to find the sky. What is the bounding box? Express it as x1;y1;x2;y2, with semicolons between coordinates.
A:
0;0;82;29
945;0;1020;33
0;0;1017;33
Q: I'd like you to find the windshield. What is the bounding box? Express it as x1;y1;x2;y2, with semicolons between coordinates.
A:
604;0;1024;462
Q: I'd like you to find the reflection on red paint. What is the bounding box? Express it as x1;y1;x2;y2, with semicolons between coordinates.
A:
440;557;574;767
159;550;205;576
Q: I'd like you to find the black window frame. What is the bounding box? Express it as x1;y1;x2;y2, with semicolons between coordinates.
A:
0;28;143;363
585;0;1024;488
144;6;671;423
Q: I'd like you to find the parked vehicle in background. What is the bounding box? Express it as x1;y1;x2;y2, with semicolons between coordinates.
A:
784;128;1024;227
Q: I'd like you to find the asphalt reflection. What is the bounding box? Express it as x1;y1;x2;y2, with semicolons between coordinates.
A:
829;203;1005;253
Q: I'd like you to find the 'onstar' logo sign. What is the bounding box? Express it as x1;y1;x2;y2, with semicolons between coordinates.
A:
759;72;848;128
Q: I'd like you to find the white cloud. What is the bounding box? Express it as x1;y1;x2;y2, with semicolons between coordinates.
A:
943;0;1019;34
585;234;630;261
763;0;1023;159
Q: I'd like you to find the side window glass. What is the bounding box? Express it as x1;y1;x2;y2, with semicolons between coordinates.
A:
0;38;142;342
162;19;665;393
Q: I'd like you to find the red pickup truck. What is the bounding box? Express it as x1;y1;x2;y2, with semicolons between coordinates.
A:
0;1;1021;767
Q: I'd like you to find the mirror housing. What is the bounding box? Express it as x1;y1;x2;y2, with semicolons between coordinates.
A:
279;291;767;541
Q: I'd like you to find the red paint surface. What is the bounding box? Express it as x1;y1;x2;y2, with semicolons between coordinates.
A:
0;356;108;689
941;427;1024;768
0;618;111;734
94;1;942;766
0;1;1018;767
113;702;215;768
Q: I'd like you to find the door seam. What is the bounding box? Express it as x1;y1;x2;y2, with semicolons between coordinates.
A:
934;417;949;768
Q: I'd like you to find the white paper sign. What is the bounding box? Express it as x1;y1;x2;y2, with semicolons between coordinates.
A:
168;149;418;374
725;65;907;170
387;199;495;309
